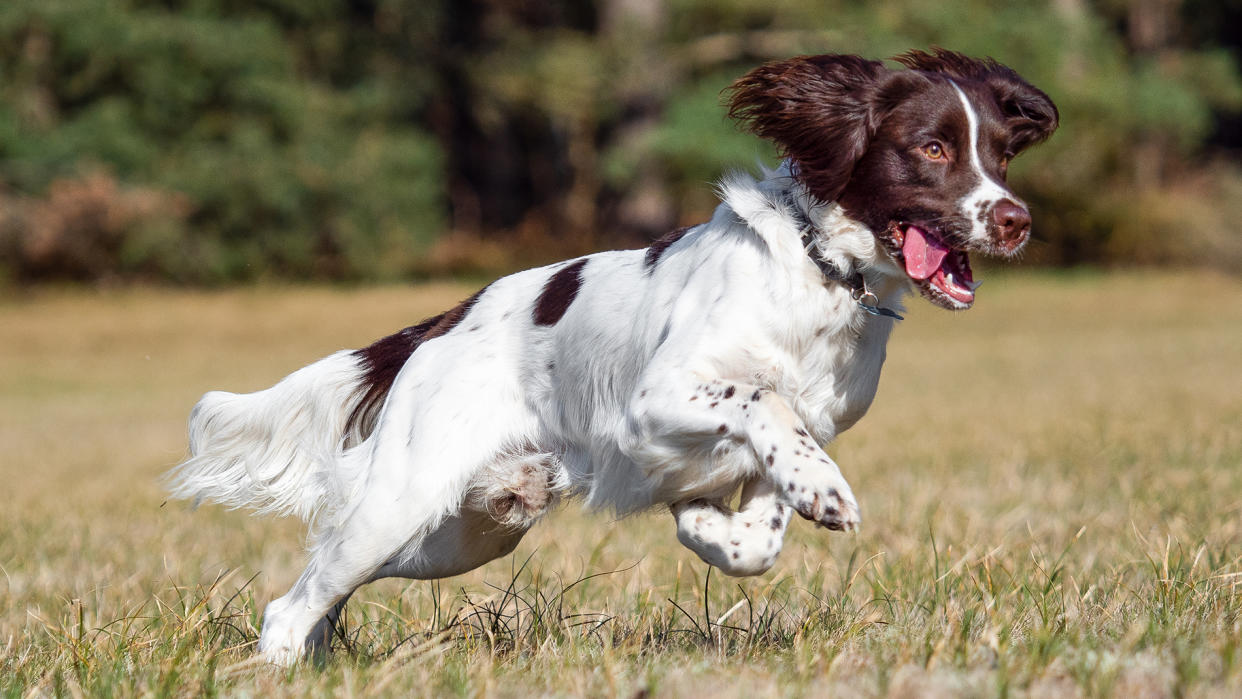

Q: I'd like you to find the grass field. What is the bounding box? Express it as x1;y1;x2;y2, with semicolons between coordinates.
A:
2;271;1241;697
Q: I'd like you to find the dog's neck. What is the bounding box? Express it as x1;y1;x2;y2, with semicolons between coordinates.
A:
720;163;909;310
786;200;905;319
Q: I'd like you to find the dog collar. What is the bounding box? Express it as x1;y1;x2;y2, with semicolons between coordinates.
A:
788;200;904;321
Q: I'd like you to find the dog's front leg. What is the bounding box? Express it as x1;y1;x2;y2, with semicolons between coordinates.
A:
671;477;792;576
625;376;861;532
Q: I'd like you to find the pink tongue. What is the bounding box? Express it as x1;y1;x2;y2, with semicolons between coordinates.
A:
902;227;949;280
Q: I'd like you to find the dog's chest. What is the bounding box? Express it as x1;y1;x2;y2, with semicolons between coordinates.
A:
777;309;894;441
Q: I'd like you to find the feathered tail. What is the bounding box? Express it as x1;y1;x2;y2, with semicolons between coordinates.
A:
164;350;369;523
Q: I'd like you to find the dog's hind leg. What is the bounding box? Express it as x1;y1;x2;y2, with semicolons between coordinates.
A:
257;527;386;666
254;324;553;665
256;448;554;665
257;508;534;665
292;510;535;662
671;478;792;576
305;593;352;660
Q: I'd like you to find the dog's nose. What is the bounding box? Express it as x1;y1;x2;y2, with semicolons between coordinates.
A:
991;199;1031;250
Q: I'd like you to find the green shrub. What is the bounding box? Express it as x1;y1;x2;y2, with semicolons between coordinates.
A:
0;0;445;283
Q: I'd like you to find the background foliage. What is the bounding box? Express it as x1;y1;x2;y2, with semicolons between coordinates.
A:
0;0;1240;283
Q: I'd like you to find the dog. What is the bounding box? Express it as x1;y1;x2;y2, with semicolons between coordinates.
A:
166;49;1057;665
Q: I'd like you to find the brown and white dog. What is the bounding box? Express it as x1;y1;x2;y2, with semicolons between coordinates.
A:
167;49;1057;664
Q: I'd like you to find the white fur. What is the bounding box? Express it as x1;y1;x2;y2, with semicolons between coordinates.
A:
168;350;368;524
951;81;1021;244
167;164;910;665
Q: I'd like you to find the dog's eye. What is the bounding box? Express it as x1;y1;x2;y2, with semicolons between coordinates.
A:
921;142;946;160
999;152;1014;177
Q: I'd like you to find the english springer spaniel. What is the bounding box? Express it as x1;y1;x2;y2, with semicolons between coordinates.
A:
167;49;1058;664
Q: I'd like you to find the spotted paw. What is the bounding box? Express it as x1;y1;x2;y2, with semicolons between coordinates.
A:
789;484;861;532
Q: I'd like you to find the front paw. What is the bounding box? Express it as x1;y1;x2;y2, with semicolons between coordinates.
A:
786;482;860;531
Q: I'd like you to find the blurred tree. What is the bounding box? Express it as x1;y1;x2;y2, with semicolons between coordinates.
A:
1181;0;1242;149
0;0;446;281
0;0;1239;282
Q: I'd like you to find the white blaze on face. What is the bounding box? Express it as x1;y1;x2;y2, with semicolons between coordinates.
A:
951;81;1019;244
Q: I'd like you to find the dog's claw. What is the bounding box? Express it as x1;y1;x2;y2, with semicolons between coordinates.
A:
792;487;860;531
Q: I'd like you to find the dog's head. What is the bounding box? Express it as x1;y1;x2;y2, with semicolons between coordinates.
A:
728;49;1058;309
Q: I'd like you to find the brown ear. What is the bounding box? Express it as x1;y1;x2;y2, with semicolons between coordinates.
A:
727;54;890;203
894;48;1058;155
988;75;1058;155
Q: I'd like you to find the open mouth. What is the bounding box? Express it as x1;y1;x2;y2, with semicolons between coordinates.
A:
890;224;980;309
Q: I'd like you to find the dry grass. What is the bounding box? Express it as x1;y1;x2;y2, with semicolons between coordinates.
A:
1;271;1241;697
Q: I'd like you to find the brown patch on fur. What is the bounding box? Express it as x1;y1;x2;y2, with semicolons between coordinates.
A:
346;285;490;441
727;54;888;203
727;49;1057;207
533;259;588;326
644;226;692;272
893;49;1058;153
